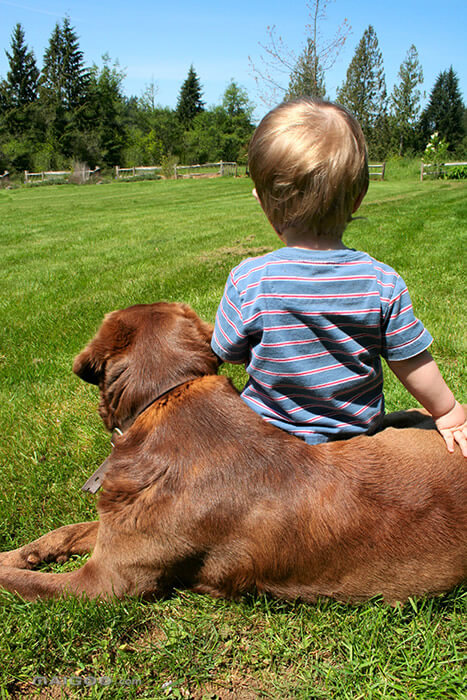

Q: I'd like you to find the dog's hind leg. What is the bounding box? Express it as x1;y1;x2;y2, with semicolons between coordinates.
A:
0;521;99;570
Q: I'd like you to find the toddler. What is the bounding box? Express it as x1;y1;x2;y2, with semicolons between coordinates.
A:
211;98;467;455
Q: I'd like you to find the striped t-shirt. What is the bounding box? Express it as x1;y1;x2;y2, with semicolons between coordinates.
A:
211;246;433;445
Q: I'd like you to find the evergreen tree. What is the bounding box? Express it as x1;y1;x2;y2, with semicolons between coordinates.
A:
39;17;91;161
40;17;89;110
40;22;65;104
176;65;204;127
1;23;40;164
61;17;89;111
420;67;465;152
87;55;127;166
286;38;326;100
390;45;424;155
4;23;39;108
337;26;387;153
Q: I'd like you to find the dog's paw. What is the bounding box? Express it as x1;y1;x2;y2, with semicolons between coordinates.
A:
0;548;39;569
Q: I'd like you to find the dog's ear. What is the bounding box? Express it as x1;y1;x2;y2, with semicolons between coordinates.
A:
73;344;104;385
73;313;136;385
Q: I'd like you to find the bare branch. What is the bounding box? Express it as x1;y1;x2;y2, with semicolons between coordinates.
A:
250;0;351;106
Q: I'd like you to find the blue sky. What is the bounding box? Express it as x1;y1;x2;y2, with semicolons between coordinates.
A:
0;0;465;121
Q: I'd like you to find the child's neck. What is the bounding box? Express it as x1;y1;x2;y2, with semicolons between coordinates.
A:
279;230;347;251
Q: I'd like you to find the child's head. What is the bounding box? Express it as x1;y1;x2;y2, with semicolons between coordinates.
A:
248;98;369;239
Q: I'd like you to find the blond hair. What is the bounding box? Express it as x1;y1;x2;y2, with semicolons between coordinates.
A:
248;99;369;238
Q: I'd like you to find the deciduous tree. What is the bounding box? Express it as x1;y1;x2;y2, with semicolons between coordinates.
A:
250;0;350;105
222;80;254;119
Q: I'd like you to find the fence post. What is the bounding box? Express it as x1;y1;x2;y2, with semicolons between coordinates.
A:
24;170;28;183
381;162;386;180
174;164;178;179
115;166;119;178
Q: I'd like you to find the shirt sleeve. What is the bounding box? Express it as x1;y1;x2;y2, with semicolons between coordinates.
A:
211;271;250;363
381;275;433;361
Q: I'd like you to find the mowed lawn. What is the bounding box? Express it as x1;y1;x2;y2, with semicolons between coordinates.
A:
0;174;465;698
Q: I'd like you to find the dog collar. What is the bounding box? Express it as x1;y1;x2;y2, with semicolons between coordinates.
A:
81;378;197;494
81;428;123;494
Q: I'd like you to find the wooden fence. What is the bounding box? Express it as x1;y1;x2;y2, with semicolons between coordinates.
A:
369;163;386;180
420;161;467;181
174;161;237;179
116;161;238;180
24;167;100;184
0;170;9;187
115;165;162;178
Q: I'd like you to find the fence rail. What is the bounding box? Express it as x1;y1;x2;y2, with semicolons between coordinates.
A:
115;161;238;179
115;165;162;178
24;167;100;183
420;161;467;181
174;161;237;178
369;163;386;180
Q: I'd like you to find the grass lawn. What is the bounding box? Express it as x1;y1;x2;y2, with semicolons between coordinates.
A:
0;173;466;698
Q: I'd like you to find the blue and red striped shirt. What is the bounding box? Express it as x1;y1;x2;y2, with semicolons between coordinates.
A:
212;246;433;444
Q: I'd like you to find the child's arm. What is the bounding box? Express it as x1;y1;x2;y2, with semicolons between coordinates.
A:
211;271;249;366
387;350;467;456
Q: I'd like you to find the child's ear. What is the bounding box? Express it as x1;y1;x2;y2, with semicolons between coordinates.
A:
252;187;260;203
352;188;367;214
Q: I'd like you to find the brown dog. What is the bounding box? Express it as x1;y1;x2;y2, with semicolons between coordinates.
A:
0;302;465;603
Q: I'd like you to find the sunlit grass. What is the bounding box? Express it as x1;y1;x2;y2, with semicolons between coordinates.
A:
0;173;465;697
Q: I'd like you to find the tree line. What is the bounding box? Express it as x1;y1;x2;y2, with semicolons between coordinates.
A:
0;13;465;176
0;20;255;174
251;4;466;161
335;27;465;159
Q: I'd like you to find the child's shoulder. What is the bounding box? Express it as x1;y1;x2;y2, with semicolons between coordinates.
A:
360;251;402;280
230;249;282;278
230;247;404;286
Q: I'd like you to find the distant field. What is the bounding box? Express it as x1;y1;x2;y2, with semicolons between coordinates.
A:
0;176;465;698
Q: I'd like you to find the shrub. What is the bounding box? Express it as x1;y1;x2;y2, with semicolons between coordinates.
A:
161;154;178;179
423;132;450;178
69;161;89;185
444;165;467;180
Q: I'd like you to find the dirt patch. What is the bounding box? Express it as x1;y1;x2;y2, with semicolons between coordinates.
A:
179;173;221;179
193;680;263;699
9;680;74;698
198;236;273;268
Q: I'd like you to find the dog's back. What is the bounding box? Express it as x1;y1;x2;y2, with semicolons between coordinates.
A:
154;381;467;604
98;372;466;604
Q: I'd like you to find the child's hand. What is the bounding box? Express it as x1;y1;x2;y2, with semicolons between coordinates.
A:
434;401;467;457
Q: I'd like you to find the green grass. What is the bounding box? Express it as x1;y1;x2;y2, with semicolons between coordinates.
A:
0;175;466;698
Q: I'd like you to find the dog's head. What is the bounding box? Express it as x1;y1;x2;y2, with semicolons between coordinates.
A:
73;302;218;431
